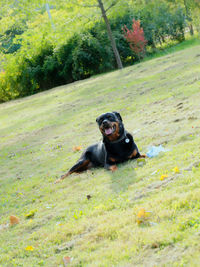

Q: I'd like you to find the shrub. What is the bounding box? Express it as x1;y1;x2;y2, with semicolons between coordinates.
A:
71;33;114;80
123;19;147;60
0;33;115;101
15;44;54;96
0;42;54;101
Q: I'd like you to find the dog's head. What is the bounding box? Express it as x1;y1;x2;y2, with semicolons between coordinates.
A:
96;112;124;141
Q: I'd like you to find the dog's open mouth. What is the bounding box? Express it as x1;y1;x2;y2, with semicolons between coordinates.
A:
104;125;116;135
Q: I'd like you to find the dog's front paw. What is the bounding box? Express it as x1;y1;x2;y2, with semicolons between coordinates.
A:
139;154;147;158
109;165;118;172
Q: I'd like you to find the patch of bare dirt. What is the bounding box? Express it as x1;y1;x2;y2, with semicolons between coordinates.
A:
134;175;180;200
129;245;188;267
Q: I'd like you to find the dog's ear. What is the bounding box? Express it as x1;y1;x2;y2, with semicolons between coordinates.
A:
112;111;123;122
96;116;100;124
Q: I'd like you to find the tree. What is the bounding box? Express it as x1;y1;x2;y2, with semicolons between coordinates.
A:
97;0;123;69
183;0;193;35
71;0;123;69
166;0;200;35
1;0;123;68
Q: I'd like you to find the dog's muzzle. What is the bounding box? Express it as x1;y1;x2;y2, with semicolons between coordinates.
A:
102;120;116;135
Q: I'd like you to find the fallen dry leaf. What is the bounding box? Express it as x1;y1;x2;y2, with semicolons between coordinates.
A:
63;256;72;266
151;242;160;249
73;146;82;152
10;215;20;226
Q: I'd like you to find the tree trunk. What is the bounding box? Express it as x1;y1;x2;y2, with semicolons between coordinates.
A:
189;24;194;36
183;0;194;36
97;0;123;69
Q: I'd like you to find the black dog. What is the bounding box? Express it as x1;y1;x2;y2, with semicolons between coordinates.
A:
56;112;146;183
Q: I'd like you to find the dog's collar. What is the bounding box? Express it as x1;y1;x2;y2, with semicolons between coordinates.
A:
104;130;129;144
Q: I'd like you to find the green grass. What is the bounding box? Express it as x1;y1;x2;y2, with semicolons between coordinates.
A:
0;41;200;267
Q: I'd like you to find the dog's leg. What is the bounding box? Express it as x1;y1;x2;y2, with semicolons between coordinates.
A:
128;149;138;159
104;151;118;172
129;149;147;160
55;158;91;183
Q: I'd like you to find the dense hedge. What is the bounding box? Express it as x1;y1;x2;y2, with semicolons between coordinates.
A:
0;2;186;102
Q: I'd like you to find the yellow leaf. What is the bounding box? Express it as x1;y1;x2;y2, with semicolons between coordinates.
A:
137;208;146;218
136;208;151;225
25;246;34;251
173;166;180;173
25;209;37;219
160;174;168;181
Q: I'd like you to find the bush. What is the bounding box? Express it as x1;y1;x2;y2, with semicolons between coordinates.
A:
15;44;54;96
71;33;114;80
0;33;115;101
0;43;54;101
123;19;147;60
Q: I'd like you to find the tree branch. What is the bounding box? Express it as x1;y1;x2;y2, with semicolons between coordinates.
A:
105;2;116;13
81;4;99;8
71;1;98;8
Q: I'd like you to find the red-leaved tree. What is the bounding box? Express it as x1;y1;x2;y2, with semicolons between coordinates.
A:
123;19;147;60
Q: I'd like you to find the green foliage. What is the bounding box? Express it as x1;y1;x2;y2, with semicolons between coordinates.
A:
138;1;186;46
71;33;114;80
0;42;54;102
0;0;189;102
169;6;186;41
0;26;24;54
108;13;136;64
0;32;114;101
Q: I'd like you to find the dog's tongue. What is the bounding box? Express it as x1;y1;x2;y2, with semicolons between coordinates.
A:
105;128;112;135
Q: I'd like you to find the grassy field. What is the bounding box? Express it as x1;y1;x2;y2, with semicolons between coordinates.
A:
0;41;200;267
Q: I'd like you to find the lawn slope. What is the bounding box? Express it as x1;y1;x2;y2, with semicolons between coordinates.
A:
0;44;200;267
